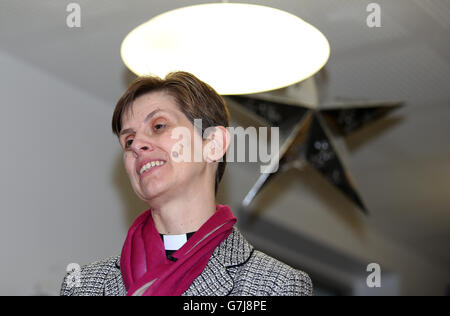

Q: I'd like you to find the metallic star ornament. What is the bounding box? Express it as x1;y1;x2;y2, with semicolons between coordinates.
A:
227;77;403;217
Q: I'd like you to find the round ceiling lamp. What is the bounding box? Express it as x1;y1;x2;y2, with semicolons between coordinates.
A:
121;3;330;95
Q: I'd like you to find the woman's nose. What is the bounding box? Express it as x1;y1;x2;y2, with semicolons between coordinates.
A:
131;135;153;153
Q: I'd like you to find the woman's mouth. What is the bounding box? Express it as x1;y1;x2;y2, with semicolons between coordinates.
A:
139;160;166;179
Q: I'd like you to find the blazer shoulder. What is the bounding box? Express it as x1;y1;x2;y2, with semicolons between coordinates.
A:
60;256;120;296
233;250;313;296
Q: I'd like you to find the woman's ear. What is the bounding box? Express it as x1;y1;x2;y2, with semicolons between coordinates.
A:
203;126;230;163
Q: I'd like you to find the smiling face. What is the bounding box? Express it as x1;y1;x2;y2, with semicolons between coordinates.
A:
119;90;211;205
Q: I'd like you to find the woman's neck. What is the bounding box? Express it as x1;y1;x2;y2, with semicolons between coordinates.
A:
149;187;217;235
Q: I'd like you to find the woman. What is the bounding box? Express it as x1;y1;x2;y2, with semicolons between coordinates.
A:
60;71;312;296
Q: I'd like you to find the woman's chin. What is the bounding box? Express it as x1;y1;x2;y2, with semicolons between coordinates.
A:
139;183;169;202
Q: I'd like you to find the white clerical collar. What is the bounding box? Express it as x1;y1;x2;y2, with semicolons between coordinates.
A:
160;232;195;251
162;233;188;251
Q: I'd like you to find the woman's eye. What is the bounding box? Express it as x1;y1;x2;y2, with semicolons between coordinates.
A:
154;123;166;131
125;139;133;149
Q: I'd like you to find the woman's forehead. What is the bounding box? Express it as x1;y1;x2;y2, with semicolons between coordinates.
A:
122;92;180;123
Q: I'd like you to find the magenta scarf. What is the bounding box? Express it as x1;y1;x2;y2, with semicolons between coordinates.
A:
120;204;237;296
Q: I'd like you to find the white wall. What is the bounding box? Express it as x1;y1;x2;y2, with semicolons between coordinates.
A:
0;49;147;295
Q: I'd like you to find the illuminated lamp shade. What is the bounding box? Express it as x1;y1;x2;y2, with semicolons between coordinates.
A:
121;3;330;95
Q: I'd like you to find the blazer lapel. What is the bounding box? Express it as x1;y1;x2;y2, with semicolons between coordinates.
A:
183;227;254;296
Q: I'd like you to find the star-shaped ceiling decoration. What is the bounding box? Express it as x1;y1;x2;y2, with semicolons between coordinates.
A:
228;80;403;217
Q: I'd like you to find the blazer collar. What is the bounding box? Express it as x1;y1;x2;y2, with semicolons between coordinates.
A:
109;227;253;296
211;227;254;267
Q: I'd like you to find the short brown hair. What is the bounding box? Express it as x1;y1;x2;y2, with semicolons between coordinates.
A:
112;71;230;195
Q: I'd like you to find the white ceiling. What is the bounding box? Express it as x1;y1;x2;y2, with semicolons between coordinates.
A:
1;0;449;272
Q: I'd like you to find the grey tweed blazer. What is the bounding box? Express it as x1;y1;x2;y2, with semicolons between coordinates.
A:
60;228;313;296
